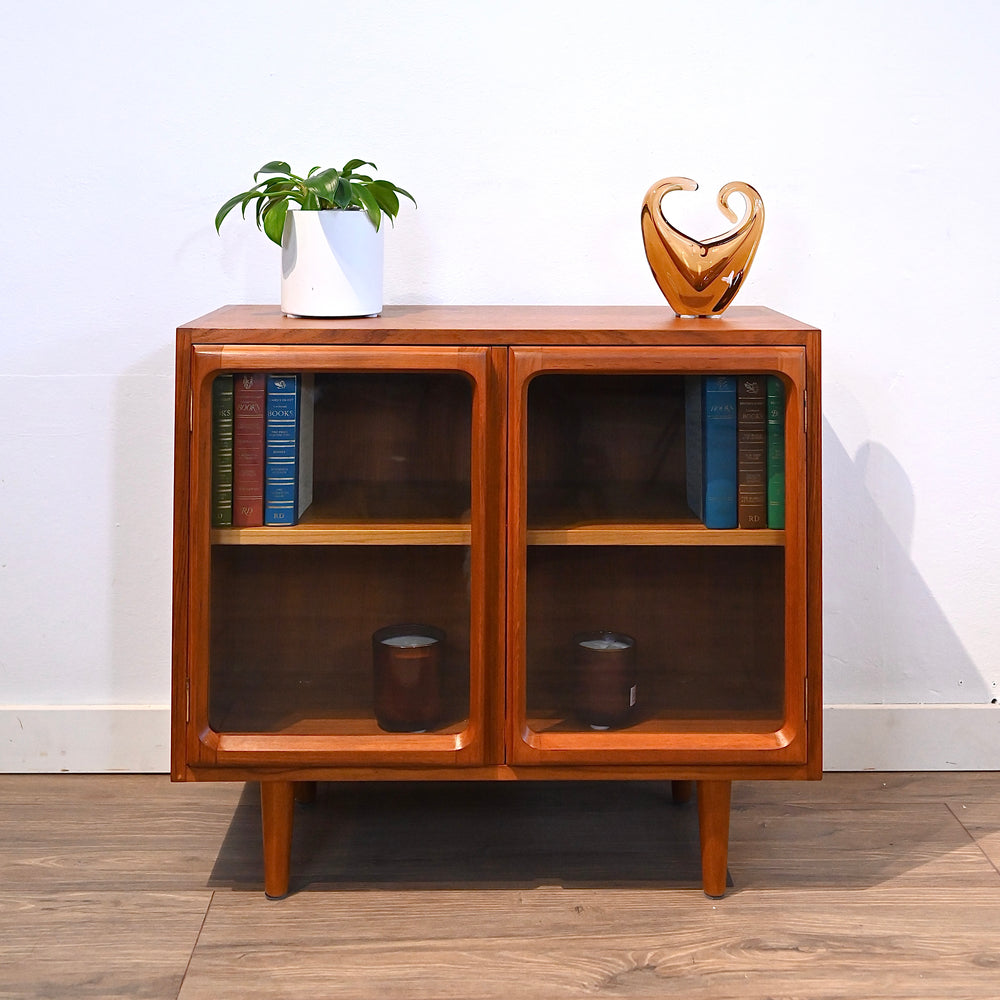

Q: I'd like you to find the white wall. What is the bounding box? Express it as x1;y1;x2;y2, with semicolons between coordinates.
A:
2;0;997;771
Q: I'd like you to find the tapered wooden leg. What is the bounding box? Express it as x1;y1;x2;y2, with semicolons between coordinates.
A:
670;780;693;804
260;780;295;899
697;779;732;898
294;780;317;805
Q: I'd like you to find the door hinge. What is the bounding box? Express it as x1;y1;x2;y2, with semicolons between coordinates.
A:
803;388;808;434
189;391;194;433
186;679;191;724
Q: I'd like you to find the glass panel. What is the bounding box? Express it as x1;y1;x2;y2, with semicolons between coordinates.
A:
207;369;475;737
309;371;472;523
527;374;690;527
525;546;785;732
523;370;786;738
210;545;471;735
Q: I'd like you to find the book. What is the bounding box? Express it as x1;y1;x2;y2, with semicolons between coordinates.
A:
737;375;767;529
685;375;737;528
766;375;785;529
264;373;315;526
232;373;267;527
210;374;234;527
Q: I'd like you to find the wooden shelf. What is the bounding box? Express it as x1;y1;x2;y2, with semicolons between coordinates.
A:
526;713;787;737
527;524;783;546
213;521;471;546
526;485;783;545
212;486;472;545
211;710;470;738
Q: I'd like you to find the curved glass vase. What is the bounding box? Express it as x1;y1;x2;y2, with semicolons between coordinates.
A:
641;177;764;317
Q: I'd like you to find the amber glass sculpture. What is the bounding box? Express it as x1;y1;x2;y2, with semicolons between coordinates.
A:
641;178;764;317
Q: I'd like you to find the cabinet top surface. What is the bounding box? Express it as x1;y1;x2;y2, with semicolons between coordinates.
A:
178;304;820;346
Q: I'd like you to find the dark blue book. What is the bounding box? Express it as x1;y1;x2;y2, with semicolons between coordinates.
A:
685;375;738;528
264;374;314;526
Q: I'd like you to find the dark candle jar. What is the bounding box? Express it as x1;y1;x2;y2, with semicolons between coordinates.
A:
372;624;444;733
573;630;637;730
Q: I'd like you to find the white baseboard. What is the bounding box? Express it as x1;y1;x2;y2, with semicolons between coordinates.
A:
0;706;170;773
823;704;1000;771
1;704;997;772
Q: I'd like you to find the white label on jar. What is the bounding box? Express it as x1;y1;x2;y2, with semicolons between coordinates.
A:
381;635;437;648
629;684;637;707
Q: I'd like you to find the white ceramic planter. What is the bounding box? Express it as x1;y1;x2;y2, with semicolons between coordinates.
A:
280;209;384;317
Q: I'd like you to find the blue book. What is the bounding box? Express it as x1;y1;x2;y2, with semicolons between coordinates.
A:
264;374;314;526
685;375;738;528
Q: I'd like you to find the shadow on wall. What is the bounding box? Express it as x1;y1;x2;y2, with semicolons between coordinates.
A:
822;417;992;705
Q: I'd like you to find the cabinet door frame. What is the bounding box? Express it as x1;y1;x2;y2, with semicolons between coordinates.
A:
506;345;811;766
181;344;504;769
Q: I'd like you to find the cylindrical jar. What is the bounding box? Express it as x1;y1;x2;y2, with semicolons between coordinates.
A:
372;624;444;732
573;630;637;730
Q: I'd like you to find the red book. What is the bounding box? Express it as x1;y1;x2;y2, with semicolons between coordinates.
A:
232;373;266;526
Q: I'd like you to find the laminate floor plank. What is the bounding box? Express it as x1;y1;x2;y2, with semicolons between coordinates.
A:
178;885;1000;1000
945;800;1000;872
729;799;994;889
0;775;250;891
0;890;210;1000
734;770;1000;806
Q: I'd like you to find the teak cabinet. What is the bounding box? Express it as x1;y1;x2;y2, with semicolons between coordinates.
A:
172;304;822;898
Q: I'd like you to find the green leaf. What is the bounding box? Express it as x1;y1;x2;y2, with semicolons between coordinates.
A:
302;190;321;211
367;180;399;218
261;199;288;246
255;192;281;229
255;160;291;179
238;193;259;222
391;182;417;208
332;176;354;209
259;176;295;192
343;158;376;173
303;168;340;202
354;185;382;231
372;178;416;210
215;192;249;232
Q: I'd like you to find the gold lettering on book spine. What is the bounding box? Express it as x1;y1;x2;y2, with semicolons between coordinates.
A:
641;177;764;317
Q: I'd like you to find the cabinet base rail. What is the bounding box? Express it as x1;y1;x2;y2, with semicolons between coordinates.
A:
257;777;731;899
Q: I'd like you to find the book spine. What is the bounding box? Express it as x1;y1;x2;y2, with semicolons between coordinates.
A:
737;375;767;529
232;373;266;527
766;375;786;529
684;375;705;522
297;374;315;518
210;375;234;527
702;375;738;529
264;374;301;526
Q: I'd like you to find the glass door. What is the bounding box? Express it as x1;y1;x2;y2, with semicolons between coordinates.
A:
507;346;809;766
185;345;501;767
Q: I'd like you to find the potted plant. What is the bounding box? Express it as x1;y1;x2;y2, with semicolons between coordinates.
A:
215;159;416;317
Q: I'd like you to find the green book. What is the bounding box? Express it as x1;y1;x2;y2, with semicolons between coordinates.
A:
766;375;785;529
211;374;234;527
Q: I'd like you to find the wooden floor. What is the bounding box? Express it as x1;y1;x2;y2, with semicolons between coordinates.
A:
2;772;999;998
